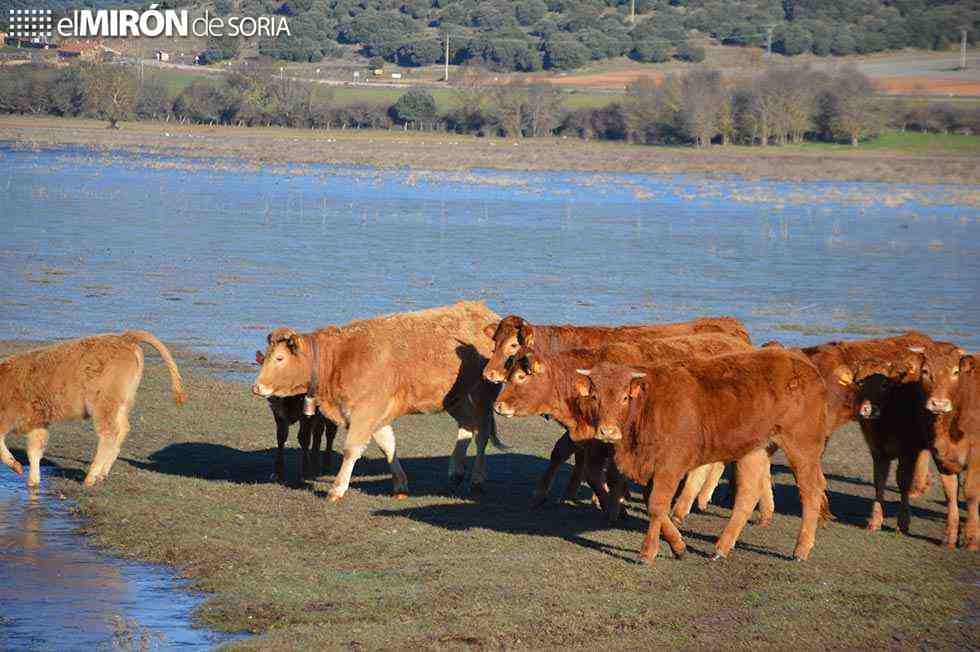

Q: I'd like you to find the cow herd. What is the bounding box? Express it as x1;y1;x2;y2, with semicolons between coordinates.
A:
0;301;976;564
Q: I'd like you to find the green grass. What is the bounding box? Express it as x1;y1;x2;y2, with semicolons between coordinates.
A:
784;130;980;156
1;340;976;650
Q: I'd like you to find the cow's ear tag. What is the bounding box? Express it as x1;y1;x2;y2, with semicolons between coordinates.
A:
303;396;317;417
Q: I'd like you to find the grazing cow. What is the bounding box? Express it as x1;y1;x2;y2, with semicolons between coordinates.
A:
917;342;978;550
252;302;503;500
570;348;830;564
255;350;337;485
0;331;186;488
482;315;751;383
493;333;756;522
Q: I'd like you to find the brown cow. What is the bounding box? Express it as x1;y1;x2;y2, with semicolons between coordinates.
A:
571;348;830;564
0;331;186;488
482;315;751;384
486;316;752;507
252;302;502;500
918;342;978;550
493;334;757;522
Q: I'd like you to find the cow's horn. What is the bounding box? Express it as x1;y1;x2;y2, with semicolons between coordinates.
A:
908;346;925;353
576;368;591;376
630;371;647;379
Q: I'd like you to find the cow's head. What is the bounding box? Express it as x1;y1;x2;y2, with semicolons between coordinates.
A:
853;373;895;421
483;315;534;383
919;343;970;416
573;362;646;443
252;328;314;398
494;352;550;417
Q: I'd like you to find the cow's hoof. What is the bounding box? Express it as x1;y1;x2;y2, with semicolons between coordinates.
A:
327;492;344;503
755;516;773;528
469;483;484;497
671;515;685;527
529;493;548;508
943;540;956;550
672;545;686;560
908;479;931;498
26;478;40;489
11;461;23;475
448;474;465;488
638;553;656;566
865;522;881;532
711;552;727;562
965;543;978;552
792;555;807;562
393;492;409;500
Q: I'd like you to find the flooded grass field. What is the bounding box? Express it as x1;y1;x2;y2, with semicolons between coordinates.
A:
0;147;979;649
1;148;977;360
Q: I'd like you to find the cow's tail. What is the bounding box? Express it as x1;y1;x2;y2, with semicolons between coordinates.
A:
123;330;187;405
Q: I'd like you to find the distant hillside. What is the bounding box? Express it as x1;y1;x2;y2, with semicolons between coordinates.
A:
4;0;978;72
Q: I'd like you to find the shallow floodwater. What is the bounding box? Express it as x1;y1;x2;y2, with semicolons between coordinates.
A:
1;147;978;359
0;471;236;650
0;147;978;647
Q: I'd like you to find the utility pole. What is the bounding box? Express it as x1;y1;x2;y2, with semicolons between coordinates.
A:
962;27;968;70
629;0;635;25
444;32;449;82
766;25;774;59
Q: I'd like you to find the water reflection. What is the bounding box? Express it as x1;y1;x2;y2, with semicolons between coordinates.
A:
0;469;237;650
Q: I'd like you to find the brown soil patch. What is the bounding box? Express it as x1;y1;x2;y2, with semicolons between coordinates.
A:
875;76;980;97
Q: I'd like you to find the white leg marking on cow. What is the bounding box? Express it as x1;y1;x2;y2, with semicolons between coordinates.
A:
373;425;408;495
449;428;473;481
26;428;49;488
330;443;367;499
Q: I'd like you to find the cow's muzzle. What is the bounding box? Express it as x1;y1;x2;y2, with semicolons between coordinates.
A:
483;369;506;384
493;401;514;417
857;400;879;420
597;425;622;442
926;397;953;414
252;383;273;397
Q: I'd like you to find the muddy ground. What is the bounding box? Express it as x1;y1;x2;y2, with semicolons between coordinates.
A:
0;340;976;650
2;116;979;185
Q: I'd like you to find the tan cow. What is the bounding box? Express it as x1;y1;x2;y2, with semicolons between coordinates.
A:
252;302;502;500
0;331;186;488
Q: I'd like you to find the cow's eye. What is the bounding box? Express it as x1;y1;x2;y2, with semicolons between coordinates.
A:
275;355;284;362
622;395;630;403
953;368;959;376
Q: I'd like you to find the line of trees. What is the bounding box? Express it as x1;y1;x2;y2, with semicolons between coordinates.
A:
2;62;979;145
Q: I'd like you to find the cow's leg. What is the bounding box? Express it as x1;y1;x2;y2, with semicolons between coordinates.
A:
0;428;23;476
938;472;960;549
697;461;726;512
780;441;828;561
328;417;379;501
563;445;588;502
532;431;576;506
448;427;473;488
322;419;338;475
715;449;768;559
965;465;979;551
895;453;916;535
756;458;775;527
640;468;686;564
296;416;312;485
672;463;711;525
372;425;408;498
909;448;933;498
273;414;289;483
867;450;891;532
470;412;496;493
309;417;325;478
25;428;49;488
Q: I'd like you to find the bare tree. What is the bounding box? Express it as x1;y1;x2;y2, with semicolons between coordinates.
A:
490;82;527;137
524;83;565;137
82;65;137;129
822;66;882;145
678;69;723;147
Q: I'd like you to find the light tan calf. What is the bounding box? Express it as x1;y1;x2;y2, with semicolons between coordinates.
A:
0;331;186;487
